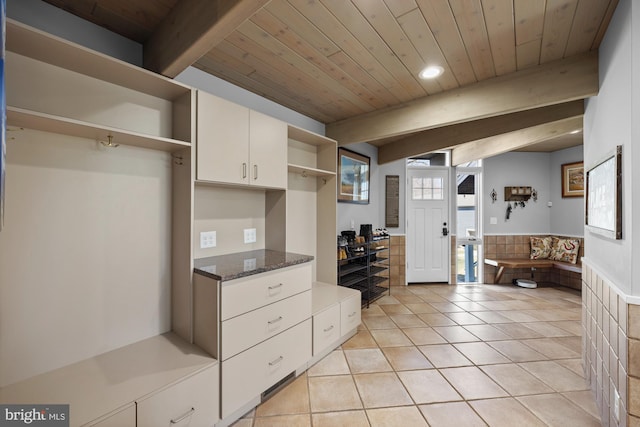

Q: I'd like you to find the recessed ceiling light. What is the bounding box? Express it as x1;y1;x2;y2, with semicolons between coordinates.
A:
419;65;444;79
570;129;582;134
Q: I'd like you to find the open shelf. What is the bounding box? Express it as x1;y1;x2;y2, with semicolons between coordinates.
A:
5;19;194;153
7;107;191;152
6;19;191;101
288;163;336;178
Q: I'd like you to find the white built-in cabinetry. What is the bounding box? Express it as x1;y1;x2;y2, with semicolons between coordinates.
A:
196;91;287;189
0;334;218;427
286;126;337;284
2;17;359;427
310;282;361;364
1;19;210;427
4;19;193;152
193;263;313;425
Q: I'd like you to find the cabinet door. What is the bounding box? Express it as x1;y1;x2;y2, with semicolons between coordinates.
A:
221;319;311;418
341;294;361;334
197;91;249;184
222;290;311;360
249;110;287;189
137;365;219;427
313;304;341;356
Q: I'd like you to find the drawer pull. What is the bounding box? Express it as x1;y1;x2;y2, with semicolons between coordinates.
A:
269;355;284;366
268;283;283;291
268;316;283;325
170;407;195;424
324;325;335;332
348;311;357;318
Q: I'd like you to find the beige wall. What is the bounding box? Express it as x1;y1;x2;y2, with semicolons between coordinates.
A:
0;130;172;386
193;185;266;259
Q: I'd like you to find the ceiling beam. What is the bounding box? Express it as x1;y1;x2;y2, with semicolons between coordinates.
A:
144;0;270;78
377;100;584;164
325;52;597;145
451;116;584;166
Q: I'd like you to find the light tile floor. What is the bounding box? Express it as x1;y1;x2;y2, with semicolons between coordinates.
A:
232;284;600;427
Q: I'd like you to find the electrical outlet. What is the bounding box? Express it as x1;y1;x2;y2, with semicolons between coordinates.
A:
244;228;257;244
614;389;620;421
200;231;216;248
490;217;497;225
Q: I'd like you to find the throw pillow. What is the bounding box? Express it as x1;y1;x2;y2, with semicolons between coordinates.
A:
530;236;553;259
550;237;581;264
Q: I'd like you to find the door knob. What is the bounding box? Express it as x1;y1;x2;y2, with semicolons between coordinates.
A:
442;222;449;236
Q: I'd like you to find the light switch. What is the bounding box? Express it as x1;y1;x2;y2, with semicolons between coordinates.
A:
490;217;497;225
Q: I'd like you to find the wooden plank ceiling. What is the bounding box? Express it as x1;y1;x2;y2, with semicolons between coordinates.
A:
42;0;618;162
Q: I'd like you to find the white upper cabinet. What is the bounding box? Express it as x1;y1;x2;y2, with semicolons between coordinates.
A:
197;91;250;185
196;91;287;189
249;110;287;189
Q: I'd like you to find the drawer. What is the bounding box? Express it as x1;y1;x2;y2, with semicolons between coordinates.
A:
86;405;135;427
221;264;312;320
221;319;311;418
137;365;218;427
313;304;341;356
222;290;311;360
341;294;361;334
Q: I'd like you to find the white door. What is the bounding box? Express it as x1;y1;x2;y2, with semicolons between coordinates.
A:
407;168;450;283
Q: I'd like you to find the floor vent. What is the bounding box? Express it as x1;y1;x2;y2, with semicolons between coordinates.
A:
261;371;296;402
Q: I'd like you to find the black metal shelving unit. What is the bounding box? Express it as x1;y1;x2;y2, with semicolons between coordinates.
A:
338;235;390;308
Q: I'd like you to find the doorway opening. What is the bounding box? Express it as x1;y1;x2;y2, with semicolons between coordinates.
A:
455;161;483;284
406;152;450;284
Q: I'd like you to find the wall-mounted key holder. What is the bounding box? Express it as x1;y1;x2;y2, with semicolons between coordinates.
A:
504;186;532;202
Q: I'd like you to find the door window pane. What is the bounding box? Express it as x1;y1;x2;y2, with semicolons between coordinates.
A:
412;176;444;200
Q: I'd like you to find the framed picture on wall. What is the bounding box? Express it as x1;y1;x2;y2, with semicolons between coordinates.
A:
561;161;584;198
338;148;370;204
586;146;622;240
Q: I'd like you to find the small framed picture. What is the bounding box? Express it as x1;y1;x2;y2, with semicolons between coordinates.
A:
338;148;370;204
561;161;584;198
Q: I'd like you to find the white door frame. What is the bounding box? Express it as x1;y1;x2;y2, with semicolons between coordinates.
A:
405;165;451;283
455;167;484;284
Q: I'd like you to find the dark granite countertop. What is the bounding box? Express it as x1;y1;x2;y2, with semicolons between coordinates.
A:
194;249;314;281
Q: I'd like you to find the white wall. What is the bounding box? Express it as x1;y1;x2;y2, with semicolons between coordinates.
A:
0;131;172;386
583;0;637;296
483;152;552;234
550;145;584;236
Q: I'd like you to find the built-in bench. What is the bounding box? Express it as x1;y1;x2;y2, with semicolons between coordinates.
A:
484;258;582;283
483;235;583;290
